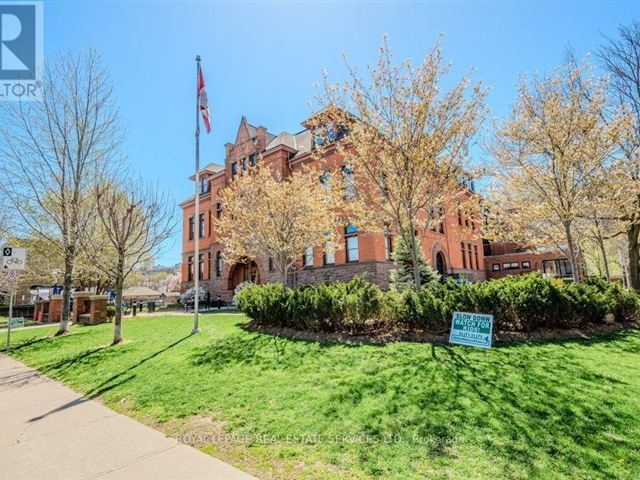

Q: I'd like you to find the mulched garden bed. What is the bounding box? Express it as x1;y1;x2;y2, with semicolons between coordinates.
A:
243;319;640;346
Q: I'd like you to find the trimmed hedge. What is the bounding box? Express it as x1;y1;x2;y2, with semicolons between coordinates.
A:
235;273;640;334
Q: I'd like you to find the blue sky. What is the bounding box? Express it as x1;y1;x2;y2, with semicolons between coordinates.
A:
43;0;639;264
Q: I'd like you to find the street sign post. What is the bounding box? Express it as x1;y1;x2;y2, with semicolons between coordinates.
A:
4;247;27;351
2;247;27;270
449;311;494;349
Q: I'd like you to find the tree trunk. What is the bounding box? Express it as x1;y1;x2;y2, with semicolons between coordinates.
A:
563;222;581;283
56;255;73;335
280;266;288;287
113;257;125;344
407;230;422;291
628;223;640;291
596;234;611;282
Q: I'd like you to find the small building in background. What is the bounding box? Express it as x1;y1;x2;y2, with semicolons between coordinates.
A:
483;241;580;281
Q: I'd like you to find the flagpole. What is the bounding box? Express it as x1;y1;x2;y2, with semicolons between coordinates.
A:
192;54;201;334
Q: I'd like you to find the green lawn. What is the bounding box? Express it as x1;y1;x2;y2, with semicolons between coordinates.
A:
3;314;640;479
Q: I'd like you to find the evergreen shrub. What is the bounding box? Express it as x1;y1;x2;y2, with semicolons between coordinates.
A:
235;273;640;334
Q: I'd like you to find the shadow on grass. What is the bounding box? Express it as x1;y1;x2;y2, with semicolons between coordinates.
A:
191;327;639;478
27;335;191;423
1;328;96;354
191;327;374;372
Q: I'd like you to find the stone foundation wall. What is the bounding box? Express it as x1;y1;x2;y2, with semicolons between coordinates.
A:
451;268;486;282
184;260;395;302
295;261;393;290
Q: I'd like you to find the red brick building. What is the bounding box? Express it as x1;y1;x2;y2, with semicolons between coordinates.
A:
483;241;580;281
180;116;486;300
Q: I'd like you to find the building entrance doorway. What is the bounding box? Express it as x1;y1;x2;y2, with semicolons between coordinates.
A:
228;260;260;290
435;251;446;276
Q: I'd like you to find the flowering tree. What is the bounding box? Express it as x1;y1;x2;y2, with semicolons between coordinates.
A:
180;286;207;305
311;36;486;290
215;163;346;286
488;61;629;282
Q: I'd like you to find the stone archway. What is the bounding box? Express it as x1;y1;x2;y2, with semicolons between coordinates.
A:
228;260;260;290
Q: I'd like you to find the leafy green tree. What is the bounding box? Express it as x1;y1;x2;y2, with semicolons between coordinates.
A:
389;235;439;291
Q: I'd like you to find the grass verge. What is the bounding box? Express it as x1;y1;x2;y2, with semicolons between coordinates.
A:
3;314;640;479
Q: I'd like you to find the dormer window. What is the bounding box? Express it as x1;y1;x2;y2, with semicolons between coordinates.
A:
241;158;247;170
199;177;210;195
250;154;257;167
313;122;340;146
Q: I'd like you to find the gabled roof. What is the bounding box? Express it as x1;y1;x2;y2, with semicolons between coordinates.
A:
122;286;162;299
244;116;257;137
235;116;276;146
188;162;224;180
265;129;313;156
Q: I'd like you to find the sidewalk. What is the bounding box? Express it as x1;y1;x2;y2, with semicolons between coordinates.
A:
0;355;257;480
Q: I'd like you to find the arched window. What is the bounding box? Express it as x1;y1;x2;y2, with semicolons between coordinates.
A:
384;226;393;261
436;252;446;276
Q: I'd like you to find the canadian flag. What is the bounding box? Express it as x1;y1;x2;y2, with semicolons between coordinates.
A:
198;64;211;134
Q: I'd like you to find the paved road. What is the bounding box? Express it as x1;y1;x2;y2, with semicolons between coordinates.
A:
0;355;257;480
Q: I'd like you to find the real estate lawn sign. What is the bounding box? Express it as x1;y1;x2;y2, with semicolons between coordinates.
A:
449;311;494;349
10;317;25;329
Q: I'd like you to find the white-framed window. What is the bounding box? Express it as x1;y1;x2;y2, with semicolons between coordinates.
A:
342;165;356;199
503;262;519;270
324;241;335;265
304;247;313;268
199;177;210;195
492;263;500;272
345;225;359;262
522;261;531;269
